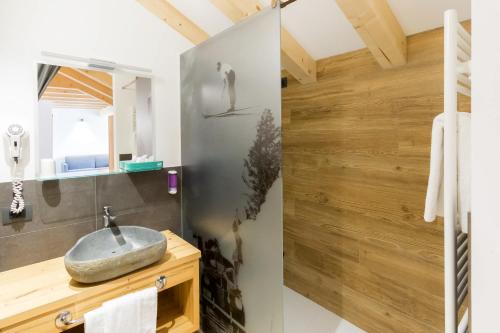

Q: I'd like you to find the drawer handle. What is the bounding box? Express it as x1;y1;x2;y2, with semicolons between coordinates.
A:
156;275;167;289
55;311;83;329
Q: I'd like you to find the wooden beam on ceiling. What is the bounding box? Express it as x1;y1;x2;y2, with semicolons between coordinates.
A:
59;67;113;97
76;69;113;88
41;96;103;104
41;92;108;107
49;103;108;109
280;28;317;84
210;0;317;84
51;104;107;110
44;87;86;95
42;92;97;100
52;99;106;104
49;72;113;105
136;0;209;45
210;0;248;21
336;0;407;68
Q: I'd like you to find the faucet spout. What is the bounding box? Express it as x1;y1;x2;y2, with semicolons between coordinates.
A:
103;206;116;228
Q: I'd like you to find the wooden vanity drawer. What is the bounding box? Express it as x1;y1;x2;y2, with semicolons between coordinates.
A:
2;304;78;333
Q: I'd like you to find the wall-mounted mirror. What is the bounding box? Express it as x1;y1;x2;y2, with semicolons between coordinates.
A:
36;63;154;180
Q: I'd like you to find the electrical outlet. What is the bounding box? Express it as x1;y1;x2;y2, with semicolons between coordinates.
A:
1;204;33;225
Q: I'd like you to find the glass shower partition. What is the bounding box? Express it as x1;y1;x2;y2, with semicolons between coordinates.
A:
181;6;283;333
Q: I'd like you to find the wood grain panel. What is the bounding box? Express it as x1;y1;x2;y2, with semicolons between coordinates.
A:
282;24;470;333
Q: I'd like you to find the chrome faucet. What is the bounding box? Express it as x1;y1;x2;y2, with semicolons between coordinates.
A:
103;206;116;228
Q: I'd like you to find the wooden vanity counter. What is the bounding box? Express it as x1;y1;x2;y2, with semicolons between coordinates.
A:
0;230;200;333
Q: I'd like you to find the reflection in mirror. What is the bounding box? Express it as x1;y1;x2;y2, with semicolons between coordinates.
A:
36;64;154;180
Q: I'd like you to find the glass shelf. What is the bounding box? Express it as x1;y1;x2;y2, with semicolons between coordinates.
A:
37;168;123;182
36;168;161;182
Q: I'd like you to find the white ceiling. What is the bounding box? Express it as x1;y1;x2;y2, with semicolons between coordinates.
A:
169;0;471;60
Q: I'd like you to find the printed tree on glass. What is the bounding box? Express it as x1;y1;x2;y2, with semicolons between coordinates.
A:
242;109;281;220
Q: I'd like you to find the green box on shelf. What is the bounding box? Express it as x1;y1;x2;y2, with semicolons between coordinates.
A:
119;160;163;172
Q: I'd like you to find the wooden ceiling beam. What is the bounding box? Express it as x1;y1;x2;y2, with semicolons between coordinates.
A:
138;0;316;83
210;0;316;84
336;0;407;68
48;73;113;105
41;97;103;104
42;67;113;107
280;28;317;84
75;69;113;89
42;92;98;100
58;67;113;97
136;0;209;45
44;87;86;95
51;104;107;110
42;102;103;108
210;0;248;22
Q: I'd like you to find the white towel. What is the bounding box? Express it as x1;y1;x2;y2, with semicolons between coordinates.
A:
84;306;106;333
424;112;471;233
93;287;157;333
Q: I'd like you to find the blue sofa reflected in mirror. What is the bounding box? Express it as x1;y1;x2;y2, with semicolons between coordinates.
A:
61;154;109;173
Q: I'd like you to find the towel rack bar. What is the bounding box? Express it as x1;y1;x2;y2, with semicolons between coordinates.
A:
457;74;471;88
457;35;471;56
457;285;468;307
457;232;467;242
457;261;468;282
457;47;470;62
457;274;468;294
457;84;471;97
457;252;468;272
457;24;471;44
54;275;167;329
458;310;469;333
457;61;471;75
457;240;468;257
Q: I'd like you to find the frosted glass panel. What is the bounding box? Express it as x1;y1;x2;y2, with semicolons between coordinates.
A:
181;7;282;333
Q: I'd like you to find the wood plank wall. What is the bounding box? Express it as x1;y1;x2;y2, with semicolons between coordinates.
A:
282;24;470;333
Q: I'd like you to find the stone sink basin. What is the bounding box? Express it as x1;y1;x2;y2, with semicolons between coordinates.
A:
64;226;167;283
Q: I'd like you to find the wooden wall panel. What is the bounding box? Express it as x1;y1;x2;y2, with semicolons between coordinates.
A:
282;24;470;333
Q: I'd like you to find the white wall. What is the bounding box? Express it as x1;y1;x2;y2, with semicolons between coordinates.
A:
136;77;154;157
37;101;53;159
52;108;108;160
471;1;500;331
0;0;192;182
113;72;138;160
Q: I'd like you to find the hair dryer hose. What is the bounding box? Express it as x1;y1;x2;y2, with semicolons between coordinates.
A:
10;179;25;215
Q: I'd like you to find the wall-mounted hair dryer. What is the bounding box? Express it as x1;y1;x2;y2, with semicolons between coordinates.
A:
6;124;26;215
7;124;25;164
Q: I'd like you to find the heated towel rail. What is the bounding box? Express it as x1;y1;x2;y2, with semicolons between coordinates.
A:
444;9;470;333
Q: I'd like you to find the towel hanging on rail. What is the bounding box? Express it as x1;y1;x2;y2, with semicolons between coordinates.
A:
84;287;157;333
424;112;471;233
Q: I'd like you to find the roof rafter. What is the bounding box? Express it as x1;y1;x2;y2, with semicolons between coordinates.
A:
211;0;317;84
137;0;209;45
47;71;113;105
336;0;407;68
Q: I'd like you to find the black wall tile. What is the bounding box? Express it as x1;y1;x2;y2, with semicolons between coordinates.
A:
0;219;96;271
36;178;96;225
0;178;96;238
0;168;182;272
